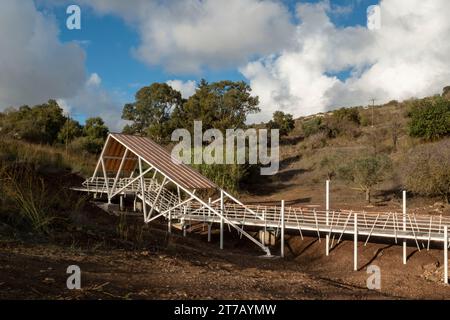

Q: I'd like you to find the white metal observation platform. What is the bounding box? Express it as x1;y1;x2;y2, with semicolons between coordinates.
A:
73;133;450;284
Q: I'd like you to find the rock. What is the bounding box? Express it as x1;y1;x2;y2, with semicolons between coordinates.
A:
43;277;55;284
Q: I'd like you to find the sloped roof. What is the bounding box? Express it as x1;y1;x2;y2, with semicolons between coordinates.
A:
102;133;216;190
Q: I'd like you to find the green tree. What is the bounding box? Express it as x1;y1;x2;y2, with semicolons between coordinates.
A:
338;154;392;203
0;100;66;144
57;119;83;145
173;80;260;134
122;83;183;142
267;111;295;136
78;117;109;154
320;153;342;180
408;96;450;140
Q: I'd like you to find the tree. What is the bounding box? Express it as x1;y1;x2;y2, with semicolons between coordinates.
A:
57;119;83;145
78;117;109;154
320;153;342;180
0;100;66;144
267;111;295;136
408;96;450;140
338;154;392;203
174;80;260;134
405;140;450;203
122;83;183;142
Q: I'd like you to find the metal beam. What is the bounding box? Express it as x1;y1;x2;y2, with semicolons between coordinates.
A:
145;176;167;222
109;149;129;199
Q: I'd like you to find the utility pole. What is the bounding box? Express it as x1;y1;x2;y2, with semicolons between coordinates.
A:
369;98;376;128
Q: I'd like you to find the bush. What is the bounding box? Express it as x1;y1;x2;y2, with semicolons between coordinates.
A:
0;163;87;234
408;96;450;140
332;107;361;125
307;131;328;149
338;153;392;203
404;140;450;203
302;117;324;138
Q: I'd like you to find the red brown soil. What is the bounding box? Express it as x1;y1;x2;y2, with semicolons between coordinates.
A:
1;206;449;300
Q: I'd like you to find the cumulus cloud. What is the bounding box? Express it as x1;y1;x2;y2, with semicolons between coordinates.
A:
0;0;86;109
242;0;450;123
166;80;197;99
59;73;127;132
0;1;126;131
69;0;294;73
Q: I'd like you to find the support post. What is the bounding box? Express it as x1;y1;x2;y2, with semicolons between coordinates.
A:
168;210;171;234
119;195;124;211
138;158;147;219
354;212;358;271
326;180;330;256
208;198;212;242
403;190;407;265
281;200;285;258
445;226;448;284
220;191;224;250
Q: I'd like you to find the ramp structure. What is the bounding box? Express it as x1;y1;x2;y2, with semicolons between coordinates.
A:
75;133;450;284
76;133;271;255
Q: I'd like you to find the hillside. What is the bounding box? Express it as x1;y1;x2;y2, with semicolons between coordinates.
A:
242;95;450;217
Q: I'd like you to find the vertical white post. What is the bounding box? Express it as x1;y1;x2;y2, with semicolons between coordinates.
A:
182;207;186;237
354;212;358;271
444;226;448;285
403;190;407;265
220;191;224;250
326;180;330;256
168;210;171;234
133;197;136;212
281;200;285;258
208;198;212;242
119;195;124;211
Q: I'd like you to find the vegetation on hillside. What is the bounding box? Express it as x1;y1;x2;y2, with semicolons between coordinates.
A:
0;100;109;155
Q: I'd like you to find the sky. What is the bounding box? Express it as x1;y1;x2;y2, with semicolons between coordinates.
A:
1;0;450;131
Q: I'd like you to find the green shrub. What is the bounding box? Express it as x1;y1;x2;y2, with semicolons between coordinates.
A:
408;96;450;140
302;117;324;138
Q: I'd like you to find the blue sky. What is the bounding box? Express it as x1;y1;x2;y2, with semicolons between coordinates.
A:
2;0;448;130
45;0;378;122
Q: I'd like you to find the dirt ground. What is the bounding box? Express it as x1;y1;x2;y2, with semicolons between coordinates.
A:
1;206;449;300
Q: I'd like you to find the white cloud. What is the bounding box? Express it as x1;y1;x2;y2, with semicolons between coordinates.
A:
0;1;126;131
0;0;86;109
59;73;127;132
86;73;102;87
71;0;295;73
242;0;450;123
166;80;196;99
